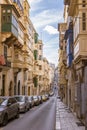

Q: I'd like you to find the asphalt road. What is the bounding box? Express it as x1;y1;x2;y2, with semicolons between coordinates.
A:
1;97;56;130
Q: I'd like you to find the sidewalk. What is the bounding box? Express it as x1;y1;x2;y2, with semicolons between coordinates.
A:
55;98;85;130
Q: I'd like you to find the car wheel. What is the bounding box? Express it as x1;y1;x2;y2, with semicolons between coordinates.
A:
2;114;8;126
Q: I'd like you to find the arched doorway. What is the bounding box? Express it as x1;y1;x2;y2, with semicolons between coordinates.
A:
28;87;30;95
14;75;17;95
9;81;13;96
24;86;26;95
22;86;26;95
18;80;20;95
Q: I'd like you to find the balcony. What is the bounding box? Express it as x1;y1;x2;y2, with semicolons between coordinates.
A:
1;5;19;45
12;0;23;17
18;35;24;46
33;66;39;76
12;53;24;69
74;37;87;63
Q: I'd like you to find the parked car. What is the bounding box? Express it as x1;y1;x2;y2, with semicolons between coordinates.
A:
14;95;30;113
33;96;39;106
49;91;54;96
45;94;49;100
28;96;34;108
0;96;19;126
42;95;47;102
38;96;43;104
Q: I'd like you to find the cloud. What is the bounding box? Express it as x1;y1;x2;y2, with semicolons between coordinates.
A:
43;48;58;66
43;25;58;35
31;9;63;29
43;36;58;66
29;0;42;5
29;0;43;11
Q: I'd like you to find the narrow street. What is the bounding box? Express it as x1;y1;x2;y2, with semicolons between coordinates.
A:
1;97;56;130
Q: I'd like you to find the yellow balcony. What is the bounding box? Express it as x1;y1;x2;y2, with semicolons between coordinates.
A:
12;0;23;17
74;36;87;63
12;53;24;69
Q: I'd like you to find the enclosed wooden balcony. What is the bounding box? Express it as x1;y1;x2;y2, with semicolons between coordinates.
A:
74;36;87;63
1;5;18;45
1;4;24;47
12;0;23;17
12;51;24;69
33;66;39;76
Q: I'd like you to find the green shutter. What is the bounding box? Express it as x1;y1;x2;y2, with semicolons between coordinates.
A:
34;33;38;43
34;50;38;60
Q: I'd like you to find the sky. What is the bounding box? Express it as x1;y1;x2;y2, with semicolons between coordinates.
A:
29;0;64;66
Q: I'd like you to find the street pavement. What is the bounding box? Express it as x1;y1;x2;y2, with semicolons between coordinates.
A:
0;97;56;130
55;98;85;130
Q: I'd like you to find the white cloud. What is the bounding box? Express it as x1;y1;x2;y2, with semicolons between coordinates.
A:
29;0;43;11
43;25;58;35
29;0;42;4
31;9;63;29
43;36;58;66
43;48;58;66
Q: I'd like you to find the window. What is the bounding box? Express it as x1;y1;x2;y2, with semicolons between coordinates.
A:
39;76;41;80
3;9;6;13
2;15;6;22
7;9;11;13
39;45;42;50
11;98;17;104
39;65;42;70
7;15;11;22
4;45;7;60
12;15;18;28
39;55;42;60
82;13;86;30
34;50;38;60
34;33;38;43
82;0;86;7
2;7;11;23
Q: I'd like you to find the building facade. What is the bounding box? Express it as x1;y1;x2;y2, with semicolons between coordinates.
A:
62;0;87;125
0;0;35;96
58;23;67;103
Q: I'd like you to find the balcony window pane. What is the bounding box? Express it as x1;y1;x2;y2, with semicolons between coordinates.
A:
2;15;6;22
3;10;6;13
7;9;11;13
7;15;11;22
82;13;86;31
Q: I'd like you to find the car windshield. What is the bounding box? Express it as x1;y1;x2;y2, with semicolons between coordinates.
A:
29;97;32;100
15;96;25;102
0;98;7;106
33;96;37;99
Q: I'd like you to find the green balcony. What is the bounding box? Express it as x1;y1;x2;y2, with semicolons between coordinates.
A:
1;5;18;38
34;33;38;43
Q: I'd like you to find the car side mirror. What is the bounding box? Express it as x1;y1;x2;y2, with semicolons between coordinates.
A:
7;103;11;106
